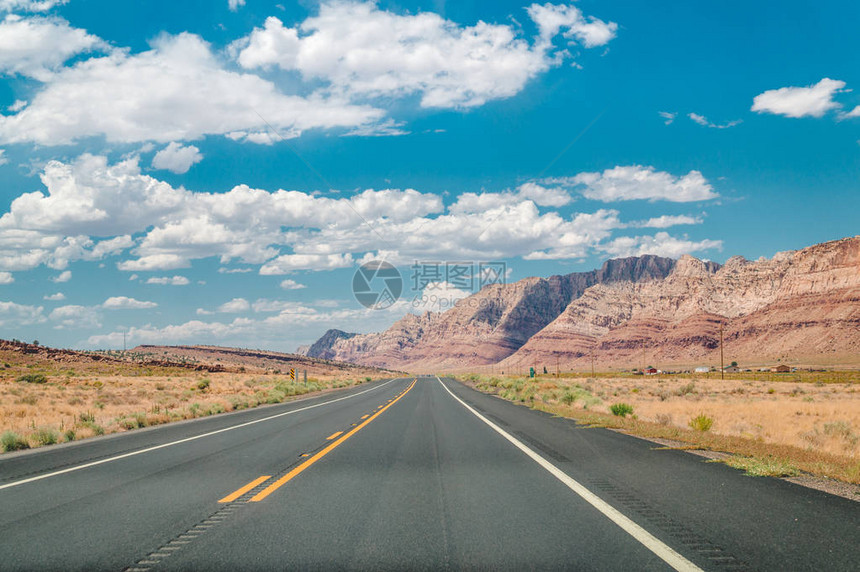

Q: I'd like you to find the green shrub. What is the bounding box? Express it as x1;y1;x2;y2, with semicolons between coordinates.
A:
561;391;577;405
229;396;248;410
610;403;634;417
675;382;696;397
689;413;714;432
33;427;58;446
266;389;286;404
196;379;210;391
1;431;30;452
823;421;857;444
64;429;76;442
17;373;48;384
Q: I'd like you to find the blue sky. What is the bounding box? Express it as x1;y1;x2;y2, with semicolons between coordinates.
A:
0;0;857;351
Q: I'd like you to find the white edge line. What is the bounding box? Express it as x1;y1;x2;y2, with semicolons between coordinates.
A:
436;376;703;572
0;378;401;491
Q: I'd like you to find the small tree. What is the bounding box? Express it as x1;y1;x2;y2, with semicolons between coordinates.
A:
730;361;738;367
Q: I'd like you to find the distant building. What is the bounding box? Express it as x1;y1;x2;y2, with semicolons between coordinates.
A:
771;365;791;373
694;366;710;373
723;366;741;373
644;367;658;375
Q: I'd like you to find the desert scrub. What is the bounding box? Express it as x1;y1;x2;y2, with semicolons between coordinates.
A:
675;382;697;397
1;430;30;452
17;373;48;384
499;388;518;400
723;455;800;478
823;421;858;446
689;413;714;432
266;389;286;404
33;427;59;446
610;403;634;417
196;378;210;391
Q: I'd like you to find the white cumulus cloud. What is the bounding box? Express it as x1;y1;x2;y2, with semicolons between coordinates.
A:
550;165;718;203
0;300;45;326
527;2;617;48
279;279;306;290
51;269;71;282
260;253;355;275
751;78;846;118
43;292;64;300
227;0;245;11
152;142;203;174
0;32;384;146
842;105;860;118
688;112;741;129
516;182;572;207
146;275;190;286
217;297;251;313
0;154;723;276
630;215;703;228
600;232;723;259
0;1;69;13
0;15;103;80
234;2;616;109
102;296;158;310
49;304;100;329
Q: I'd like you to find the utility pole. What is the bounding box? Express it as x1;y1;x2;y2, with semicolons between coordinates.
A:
720;322;724;380
556;355;559;378
123;330;126;352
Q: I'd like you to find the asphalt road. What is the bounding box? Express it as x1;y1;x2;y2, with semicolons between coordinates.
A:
0;376;857;571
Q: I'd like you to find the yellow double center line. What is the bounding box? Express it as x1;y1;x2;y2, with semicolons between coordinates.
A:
248;379;417;502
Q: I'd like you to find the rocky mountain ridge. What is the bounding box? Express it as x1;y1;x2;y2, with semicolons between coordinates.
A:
310;254;679;369
308;236;860;371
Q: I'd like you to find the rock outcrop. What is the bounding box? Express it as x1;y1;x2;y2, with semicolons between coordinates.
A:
306;329;358;360
504;236;860;369
318;255;677;369
308;236;859;371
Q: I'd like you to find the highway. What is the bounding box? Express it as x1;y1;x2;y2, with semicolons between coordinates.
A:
0;376;857;571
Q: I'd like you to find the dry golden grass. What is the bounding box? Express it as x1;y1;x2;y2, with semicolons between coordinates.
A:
461;373;860;484
1;369;379;451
